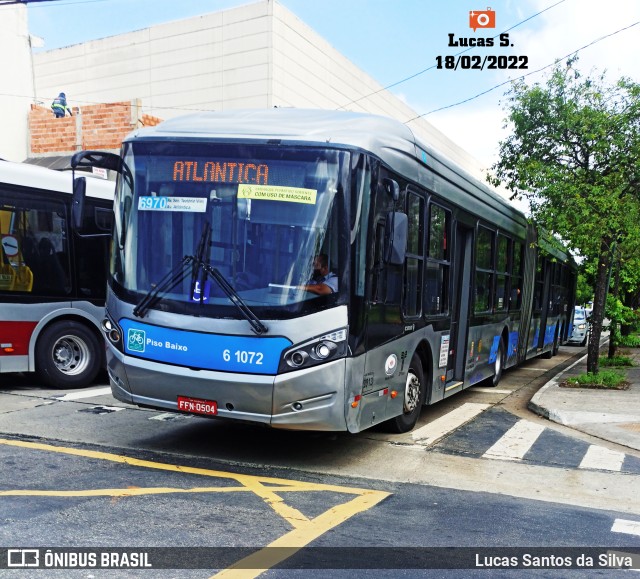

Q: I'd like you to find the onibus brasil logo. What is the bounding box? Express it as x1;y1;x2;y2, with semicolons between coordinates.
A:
128;328;146;352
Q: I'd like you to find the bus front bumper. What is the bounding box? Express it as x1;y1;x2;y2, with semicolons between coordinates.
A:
107;347;348;431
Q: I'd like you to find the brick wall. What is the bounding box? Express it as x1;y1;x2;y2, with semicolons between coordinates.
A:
29;100;163;155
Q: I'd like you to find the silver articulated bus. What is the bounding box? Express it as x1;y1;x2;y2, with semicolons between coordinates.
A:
73;109;576;433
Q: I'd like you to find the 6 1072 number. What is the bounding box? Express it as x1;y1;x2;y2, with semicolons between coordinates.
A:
222;349;264;365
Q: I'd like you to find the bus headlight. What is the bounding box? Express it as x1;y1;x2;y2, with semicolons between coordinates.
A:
280;328;347;373
101;313;123;352
289;350;309;367
314;341;337;359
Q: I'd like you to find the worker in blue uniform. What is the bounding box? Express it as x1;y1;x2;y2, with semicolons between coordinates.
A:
51;92;73;118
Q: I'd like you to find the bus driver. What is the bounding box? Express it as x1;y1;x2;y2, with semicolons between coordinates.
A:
301;253;337;295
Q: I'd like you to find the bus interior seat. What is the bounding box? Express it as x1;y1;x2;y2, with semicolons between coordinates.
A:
36;237;69;294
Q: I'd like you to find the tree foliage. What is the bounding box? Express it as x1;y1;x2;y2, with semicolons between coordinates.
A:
490;58;640;373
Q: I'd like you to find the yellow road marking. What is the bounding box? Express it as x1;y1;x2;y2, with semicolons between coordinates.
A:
212;490;390;579
0;486;254;497
0;438;391;577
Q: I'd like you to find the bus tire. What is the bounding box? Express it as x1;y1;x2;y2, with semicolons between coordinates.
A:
542;326;559;359
384;354;426;434
36;321;102;389
488;338;505;387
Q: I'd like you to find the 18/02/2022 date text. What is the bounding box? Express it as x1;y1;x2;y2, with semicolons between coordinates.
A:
436;55;528;70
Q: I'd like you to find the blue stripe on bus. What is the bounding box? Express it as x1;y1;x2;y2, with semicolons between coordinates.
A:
119;318;291;374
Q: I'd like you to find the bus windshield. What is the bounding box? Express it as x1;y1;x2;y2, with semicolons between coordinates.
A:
111;142;349;319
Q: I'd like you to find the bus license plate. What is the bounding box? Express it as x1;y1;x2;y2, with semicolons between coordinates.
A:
177;396;218;416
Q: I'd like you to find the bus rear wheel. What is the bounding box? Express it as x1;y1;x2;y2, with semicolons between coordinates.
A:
36;321;102;389
385;354;426;434
488;338;505;387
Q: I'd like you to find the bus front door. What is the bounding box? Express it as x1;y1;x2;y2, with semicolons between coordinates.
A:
446;224;473;392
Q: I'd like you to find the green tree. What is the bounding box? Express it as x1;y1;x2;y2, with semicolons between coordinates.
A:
575;270;593;307
490;59;640;374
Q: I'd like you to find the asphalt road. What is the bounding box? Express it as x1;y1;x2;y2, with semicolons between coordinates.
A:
1;347;639;577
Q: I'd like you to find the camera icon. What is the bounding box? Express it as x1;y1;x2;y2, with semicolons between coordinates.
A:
469;8;496;31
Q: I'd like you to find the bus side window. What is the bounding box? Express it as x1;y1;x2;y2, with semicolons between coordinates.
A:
3;202;70;296
76;199;111;298
533;256;545;311
425;204;450;316
474;225;494;313
372;219;402;305
403;190;424;318
510;242;523;310
372;220;387;303
0;243;15;291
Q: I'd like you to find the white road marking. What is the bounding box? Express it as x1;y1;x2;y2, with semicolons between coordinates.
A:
612;519;640;537
412;402;490;445
482;419;545;461
469;388;512;394
579;445;625;472
55;387;113;401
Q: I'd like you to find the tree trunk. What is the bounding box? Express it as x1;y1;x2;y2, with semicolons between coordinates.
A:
587;241;611;374
608;253;621;359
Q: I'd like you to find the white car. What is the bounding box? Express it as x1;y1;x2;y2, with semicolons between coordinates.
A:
568;306;589;346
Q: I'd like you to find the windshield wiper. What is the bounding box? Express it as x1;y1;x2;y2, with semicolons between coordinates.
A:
200;262;268;335
133;255;196;318
190;222;267;334
134;258;268;334
134;223;212;318
133;222;267;334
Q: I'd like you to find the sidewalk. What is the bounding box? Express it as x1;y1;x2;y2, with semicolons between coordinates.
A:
529;346;640;452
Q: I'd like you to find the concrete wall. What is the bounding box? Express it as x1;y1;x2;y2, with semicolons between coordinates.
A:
0;4;35;161
32;0;485;179
33;2;273;118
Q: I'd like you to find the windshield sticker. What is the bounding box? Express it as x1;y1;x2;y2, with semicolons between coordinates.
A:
138;197;207;212
238;184;317;205
191;280;211;302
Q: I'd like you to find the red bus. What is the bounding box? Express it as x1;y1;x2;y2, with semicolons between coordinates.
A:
0;160;114;388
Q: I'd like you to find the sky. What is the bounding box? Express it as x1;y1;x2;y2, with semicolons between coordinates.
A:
25;0;640;173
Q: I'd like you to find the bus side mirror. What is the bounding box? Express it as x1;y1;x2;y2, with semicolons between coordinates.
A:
71;150;123;173
72;177;86;230
71;149;133;190
384;211;407;265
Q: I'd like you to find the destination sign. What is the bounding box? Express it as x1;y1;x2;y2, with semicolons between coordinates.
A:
173;161;269;184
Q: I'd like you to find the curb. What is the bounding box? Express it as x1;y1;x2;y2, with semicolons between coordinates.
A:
527;352;588;421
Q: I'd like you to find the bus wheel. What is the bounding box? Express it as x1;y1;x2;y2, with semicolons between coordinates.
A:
488;338;505;387
36;321;102;389
385;354;426;434
542;326;558;359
